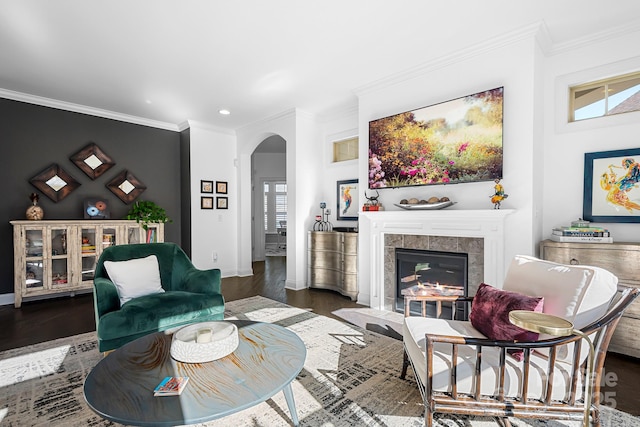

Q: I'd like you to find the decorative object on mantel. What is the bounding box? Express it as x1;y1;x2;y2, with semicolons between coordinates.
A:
69;142;115;180
394;196;453;210
313;202;333;231
490;178;508;209
550;218;612;243
29;163;81;202
126;200;172;230
363;189;383;211
106;169;146;204
25;193;44;220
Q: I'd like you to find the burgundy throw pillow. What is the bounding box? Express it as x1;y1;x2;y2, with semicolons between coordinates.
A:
469;283;544;361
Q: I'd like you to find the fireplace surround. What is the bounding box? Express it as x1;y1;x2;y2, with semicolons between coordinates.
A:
359;209;514;311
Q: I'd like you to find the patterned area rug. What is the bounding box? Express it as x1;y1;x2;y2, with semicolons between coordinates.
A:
1;296;638;426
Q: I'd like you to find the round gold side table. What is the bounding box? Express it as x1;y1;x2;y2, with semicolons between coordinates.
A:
509;310;594;427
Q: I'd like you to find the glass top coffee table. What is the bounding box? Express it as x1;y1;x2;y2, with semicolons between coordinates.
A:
84;320;306;426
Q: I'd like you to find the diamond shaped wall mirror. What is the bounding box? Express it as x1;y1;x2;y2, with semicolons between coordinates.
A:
70;142;115;180
29;164;81;202
106;170;146;204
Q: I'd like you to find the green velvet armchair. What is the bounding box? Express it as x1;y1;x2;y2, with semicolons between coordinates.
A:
93;243;225;352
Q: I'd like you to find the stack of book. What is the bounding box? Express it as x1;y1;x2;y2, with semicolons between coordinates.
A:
550;224;612;243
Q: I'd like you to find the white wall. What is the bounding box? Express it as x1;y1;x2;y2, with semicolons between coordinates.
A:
356;30;542;290
318;107;359;230
236;109;321;289
542;31;640;241
188;121;239;276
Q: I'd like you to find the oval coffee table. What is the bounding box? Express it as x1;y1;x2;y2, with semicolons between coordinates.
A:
84;320;306;426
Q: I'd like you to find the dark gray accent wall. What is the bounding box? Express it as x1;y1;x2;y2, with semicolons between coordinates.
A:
180;128;191;257
0;98;182;296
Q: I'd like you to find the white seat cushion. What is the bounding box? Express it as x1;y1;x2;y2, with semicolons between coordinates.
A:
104;254;164;306
403;316;582;401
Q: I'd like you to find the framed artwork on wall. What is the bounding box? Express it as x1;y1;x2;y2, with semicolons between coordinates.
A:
30;163;81;203
216;196;228;209
583;148;640;223
201;196;213;209
216;181;228;194
336;179;359;221
201;180;213;193
70;142;115;180
106;170;146;204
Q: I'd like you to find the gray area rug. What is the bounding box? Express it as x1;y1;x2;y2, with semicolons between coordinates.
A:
0;296;638;426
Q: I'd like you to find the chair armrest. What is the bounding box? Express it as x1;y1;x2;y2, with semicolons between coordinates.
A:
426;331;582;349
179;267;222;295
93;277;121;318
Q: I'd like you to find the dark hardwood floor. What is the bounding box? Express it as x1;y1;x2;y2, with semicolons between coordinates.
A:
0;257;638;416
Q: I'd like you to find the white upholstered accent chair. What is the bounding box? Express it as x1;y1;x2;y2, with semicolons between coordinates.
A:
401;255;639;426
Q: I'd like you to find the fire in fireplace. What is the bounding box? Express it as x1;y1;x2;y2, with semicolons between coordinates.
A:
395;248;468;316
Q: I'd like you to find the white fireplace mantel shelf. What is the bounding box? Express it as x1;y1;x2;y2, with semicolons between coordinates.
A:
358;209;515;309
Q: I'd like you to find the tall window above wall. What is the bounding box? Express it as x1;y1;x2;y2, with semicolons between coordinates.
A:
570;71;640;122
333;136;358;162
263;181;287;232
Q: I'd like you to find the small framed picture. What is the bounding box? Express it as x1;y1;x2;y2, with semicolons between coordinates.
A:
201;180;213;193
216;181;228;194
337;179;359;221
216;196;228;209
201;196;213;209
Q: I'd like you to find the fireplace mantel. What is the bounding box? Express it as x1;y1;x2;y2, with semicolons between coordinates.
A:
358;209;515;310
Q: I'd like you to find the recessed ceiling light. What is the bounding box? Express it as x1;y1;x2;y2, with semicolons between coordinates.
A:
219;109;231;115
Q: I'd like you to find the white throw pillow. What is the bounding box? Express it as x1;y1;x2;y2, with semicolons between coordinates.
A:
104;255;164;306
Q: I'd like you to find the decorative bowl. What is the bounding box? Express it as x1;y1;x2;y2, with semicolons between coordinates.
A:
170;321;239;363
394;200;455;210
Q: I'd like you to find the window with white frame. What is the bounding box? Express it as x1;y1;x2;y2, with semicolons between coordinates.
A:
263;181;287;232
570;71;640;122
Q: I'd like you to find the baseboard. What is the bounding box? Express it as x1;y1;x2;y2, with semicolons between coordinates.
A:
0;293;15;306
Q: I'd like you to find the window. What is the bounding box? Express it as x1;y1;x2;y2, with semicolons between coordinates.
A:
263;181;287;232
570;71;640;122
333;136;358;162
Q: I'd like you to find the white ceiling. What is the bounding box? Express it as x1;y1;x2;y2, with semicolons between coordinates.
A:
1;1;640;130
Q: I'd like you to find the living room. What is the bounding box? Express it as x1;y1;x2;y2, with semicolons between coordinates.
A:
1;2;640;425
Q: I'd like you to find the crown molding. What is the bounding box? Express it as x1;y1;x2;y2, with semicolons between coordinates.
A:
182;120;236;136
0;88;180;132
317;102;358;124
354;22;543;97
545;19;640;56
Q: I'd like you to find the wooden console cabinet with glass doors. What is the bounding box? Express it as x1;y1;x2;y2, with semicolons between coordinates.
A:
11;220;164;308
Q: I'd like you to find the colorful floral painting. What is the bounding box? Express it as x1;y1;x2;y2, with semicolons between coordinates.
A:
368;87;503;189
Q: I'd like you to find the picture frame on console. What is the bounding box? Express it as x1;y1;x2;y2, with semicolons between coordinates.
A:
337;179;359;221
583;148;640;223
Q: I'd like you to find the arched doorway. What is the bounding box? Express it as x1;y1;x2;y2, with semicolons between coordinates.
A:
251;135;286;261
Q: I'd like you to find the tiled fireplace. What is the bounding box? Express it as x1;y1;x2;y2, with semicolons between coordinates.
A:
358;209;513;311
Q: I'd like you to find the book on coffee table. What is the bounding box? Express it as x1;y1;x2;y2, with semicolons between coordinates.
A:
153;376;189;396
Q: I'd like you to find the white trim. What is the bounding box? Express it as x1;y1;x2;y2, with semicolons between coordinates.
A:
0;293;14;307
0;88;180;131
546;19;640;57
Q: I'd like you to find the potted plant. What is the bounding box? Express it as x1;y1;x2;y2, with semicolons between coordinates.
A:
126;200;172;230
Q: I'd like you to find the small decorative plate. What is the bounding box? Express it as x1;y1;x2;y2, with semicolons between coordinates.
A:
170;321;239;363
394;201;455;210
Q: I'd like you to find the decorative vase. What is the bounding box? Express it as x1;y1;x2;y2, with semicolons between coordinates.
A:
26;193;44;220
